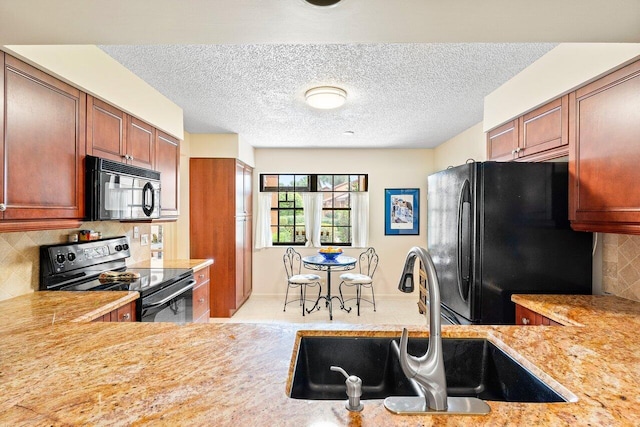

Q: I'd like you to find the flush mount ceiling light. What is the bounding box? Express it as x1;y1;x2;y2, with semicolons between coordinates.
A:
305;86;347;109
303;0;343;7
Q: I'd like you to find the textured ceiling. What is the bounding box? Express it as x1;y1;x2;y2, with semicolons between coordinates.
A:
100;43;556;149
3;0;636;149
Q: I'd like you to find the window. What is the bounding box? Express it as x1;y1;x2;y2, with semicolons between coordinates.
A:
260;174;368;246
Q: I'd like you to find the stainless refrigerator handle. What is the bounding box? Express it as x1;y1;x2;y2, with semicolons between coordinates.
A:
456;180;471;302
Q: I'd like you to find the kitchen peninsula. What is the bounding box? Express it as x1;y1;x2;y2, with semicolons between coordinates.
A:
1;293;639;426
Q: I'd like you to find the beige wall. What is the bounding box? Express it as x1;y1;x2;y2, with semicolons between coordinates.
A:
251;148;434;298
1;45;184;139
484;43;640;131
433;121;486;172
189;133;255;167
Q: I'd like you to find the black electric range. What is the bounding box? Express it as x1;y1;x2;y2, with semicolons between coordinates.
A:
40;236;196;323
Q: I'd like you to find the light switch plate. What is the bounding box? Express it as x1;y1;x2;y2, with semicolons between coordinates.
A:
141;234;149;246
133;226;140;239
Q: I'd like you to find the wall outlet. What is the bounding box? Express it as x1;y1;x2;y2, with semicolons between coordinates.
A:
133;226;140;239
141;234;149;246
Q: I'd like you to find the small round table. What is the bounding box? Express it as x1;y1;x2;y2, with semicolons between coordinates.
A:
302;254;357;320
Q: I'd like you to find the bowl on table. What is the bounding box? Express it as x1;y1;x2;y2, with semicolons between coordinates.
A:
318;247;343;261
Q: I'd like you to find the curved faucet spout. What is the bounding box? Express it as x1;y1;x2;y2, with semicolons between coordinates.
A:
397;247;448;411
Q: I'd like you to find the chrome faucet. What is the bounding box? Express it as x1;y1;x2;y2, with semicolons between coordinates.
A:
397;246;448;411
385;246;490;415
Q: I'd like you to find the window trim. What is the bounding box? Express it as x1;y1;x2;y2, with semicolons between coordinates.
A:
260;173;368;246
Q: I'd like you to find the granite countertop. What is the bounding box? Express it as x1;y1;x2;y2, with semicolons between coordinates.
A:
1;292;639;426
129;258;213;271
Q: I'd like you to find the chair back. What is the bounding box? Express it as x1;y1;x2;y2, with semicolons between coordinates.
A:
283;247;302;279
358;247;379;278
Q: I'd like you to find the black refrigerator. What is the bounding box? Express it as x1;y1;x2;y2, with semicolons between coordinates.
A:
427;161;592;325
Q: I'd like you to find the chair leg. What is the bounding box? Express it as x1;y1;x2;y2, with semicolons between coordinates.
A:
370;284;376;312
306;283;321;313
338;282;352;313
356;284;361;316
301;285;306;316
283;285;290;312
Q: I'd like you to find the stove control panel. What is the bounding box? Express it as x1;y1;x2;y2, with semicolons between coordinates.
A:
40;236;131;277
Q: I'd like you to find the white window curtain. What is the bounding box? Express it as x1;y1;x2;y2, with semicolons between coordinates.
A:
302;192;323;247
254;192;273;249
351;192;369;247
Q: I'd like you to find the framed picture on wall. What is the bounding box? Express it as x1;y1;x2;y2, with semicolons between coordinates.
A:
384;188;420;235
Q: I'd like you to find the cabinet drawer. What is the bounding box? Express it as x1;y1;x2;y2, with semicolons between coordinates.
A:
92;301;136;322
116;302;135;322
193;281;210;322
515;304;562;326
194;266;210;287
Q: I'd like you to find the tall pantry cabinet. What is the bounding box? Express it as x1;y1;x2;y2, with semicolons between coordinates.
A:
190;158;253;318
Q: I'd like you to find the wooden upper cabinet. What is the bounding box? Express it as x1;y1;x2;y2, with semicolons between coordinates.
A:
1;54;86;223
487;96;569;163
569;59;640;234
518;95;568;160
86;96;126;163
155;130;180;218
126;116;155;169
87;96;155;170
486;120;519;161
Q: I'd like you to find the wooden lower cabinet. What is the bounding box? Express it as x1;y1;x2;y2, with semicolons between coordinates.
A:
515;304;562;326
92;301;136;322
193;265;211;323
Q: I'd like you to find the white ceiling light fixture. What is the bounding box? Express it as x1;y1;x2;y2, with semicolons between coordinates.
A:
305;86;347;109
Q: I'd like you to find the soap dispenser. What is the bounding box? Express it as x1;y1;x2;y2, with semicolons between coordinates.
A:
330;366;363;412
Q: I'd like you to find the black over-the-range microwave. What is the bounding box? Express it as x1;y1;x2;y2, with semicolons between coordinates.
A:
85;155;161;221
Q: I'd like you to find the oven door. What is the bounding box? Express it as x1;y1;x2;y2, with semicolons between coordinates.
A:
141;278;196;323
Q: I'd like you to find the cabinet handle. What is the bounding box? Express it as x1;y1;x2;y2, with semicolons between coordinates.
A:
121;313;130;321
198;274;205;279
0;203;5;211
521;317;530;325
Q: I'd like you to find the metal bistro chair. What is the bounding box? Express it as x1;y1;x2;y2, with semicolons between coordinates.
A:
283;247;322;316
338;247;378;315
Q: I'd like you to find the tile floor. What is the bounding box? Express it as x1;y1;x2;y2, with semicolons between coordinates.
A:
209;294;427;326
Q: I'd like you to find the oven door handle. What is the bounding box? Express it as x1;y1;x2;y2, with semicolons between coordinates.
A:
142;279;196;309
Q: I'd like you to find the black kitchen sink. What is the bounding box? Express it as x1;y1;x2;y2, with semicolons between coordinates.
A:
289;336;567;403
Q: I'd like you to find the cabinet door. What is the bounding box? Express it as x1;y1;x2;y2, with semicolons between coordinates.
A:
486;120;518;161
236;161;246;215
569;60;640;233
518;96;568;160
243;215;252;300
235;217;246;307
243;165;253;215
2;55;86;221
126;116;155;169
155;130;180;217
86;96;126;163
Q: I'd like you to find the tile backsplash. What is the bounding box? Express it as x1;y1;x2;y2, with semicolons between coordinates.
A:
0;222;151;301
602;233;640;302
